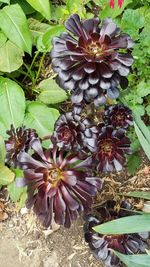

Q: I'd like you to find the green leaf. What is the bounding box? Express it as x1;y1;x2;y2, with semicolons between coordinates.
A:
0;40;24;72
26;0;51;20
100;0;132;19
11;0;35;15
24;102;59;138
42;25;65;51
0;162;15;185
38;78;68;104
8;180;26;202
0;4;32;54
0;0;10;3
17;191;27;209
121;9;145;40
124;191;150;200
0;31;7;48
134;122;150;160
134;115;150;142
114;251;150;267
0;136;6;163
0;77;26;138
94;214;150;235
146;105;150;116
7;169;26;202
136;80;150;98
127;153;141;175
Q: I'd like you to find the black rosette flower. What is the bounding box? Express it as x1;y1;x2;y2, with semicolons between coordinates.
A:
104;104;133;129
51;108;98;152
18;139;102;228
5;125;38;167
84;200;149;267
51;14;134;106
94;126;131;172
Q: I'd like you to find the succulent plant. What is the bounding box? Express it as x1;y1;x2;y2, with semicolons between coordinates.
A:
5;125;38;167
51;14;133;106
104;104;133;129
94;125;131;172
18;139;102;228
51;107;98;152
84;200;149;267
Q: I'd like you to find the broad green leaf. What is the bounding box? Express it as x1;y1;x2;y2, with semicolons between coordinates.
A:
100;0;132;19
42;25;65;51
38;78;68;104
0;40;24;72
127;153;141;175
0;162;15;185
0;136;6;163
0;77;25;138
11;0;35;15
26;0;51;20
94;214;150;235
8;180;26;202
134;122;150;160
24;102;59;137
121;9;145;40
0;0;10;3
114;251;150;267
0;4;32;54
124;191;150;200
0;31;7;48
7;169;27;202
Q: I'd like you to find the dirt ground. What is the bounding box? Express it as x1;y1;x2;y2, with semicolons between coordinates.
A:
0;212;102;267
0;158;150;267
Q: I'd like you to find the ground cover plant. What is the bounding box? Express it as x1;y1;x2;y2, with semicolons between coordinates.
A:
0;1;150;267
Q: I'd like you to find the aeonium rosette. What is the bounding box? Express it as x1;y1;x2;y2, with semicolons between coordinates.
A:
51;14;134;106
18;138;103;228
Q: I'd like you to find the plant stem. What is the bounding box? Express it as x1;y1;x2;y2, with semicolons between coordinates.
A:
34;52;46;85
23;62;35;84
22;51;40;83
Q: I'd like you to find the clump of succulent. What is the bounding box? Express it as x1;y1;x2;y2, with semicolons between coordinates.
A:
103;104;133;129
18;139;102;228
93;125;131;172
5;125;38;167
51;14;133;106
51;107;98;152
84;200;149;267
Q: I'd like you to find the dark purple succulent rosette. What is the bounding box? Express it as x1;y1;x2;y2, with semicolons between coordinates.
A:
84;200;150;267
51;108;98;153
104;104;133;129
5;124;38;168
18;139;103;228
94;125;132;172
51;14;134;106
